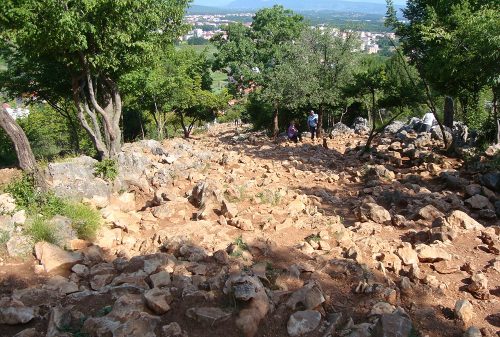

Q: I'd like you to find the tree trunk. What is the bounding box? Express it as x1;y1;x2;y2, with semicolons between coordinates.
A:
443;96;454;128
0;106;46;188
494;88;499;144
272;104;279;138
317;104;324;138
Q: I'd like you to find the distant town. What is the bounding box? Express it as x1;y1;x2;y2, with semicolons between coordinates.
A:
184;13;396;55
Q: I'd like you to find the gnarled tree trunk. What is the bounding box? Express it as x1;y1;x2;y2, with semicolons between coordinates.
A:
444;96;454;128
0;105;46;189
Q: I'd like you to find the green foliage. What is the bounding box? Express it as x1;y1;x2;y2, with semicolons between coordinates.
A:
256;190;282;206
62;202;101;240
0;230;9;245
27;218;58;244
5;174;38;210
94;159;118;182
5;175;101;242
188;37;209;46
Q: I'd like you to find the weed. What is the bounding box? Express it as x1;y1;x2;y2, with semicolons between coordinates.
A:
5;174;38;210
234;235;248;251
0;230;9;245
255;190;282;206
305;233;321;243
27;217;58;244
225;185;248;203
94;159;118;181
62;202;101;240
96;305;112;317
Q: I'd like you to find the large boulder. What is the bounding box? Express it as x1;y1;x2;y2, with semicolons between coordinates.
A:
352;117;370;135
481;172;500;192
35;242;82;274
358;203;392;224
384;121;406;134
287;310;321;337
330;123;354;137
47;156;111;200
431;125;452;143
0;298;35;325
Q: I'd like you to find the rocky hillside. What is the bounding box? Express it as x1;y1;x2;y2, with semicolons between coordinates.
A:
0;122;499;337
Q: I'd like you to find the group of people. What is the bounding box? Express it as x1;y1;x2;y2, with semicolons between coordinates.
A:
287;110;438;143
287;110;318;143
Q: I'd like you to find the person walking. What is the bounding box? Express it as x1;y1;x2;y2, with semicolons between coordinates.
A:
421;110;436;132
307;110;318;141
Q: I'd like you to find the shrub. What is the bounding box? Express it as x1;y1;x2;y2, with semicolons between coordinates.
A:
27;218;58;244
0;229;9;245
61;202;101;240
4;174;38;210
94;159;118;181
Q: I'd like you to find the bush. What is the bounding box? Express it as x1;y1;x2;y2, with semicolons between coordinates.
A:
94;159;118;181
61;202;101;240
5;174;102;243
27;217;58;244
4;174;38;210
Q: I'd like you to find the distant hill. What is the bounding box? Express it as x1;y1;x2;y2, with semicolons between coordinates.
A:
226;0;402;14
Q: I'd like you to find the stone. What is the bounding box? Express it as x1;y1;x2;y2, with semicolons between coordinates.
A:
370;302;396;316
454;299;474;323
465;184;482;197
372;313;412;337
463;326;482;337
446;211;484;230
221;199;238;219
35;241;82;274
50;215;78;248
366;165;396;180
6;234;34;257
358;203;392;224
287;310;321;337
481;172;500;192
186;307;232;325
189;182;208;208
465;195;494;210
45;275;79;295
416;244;451;262
286;282;325;310
396;244;418;266
13;328;37;337
47;156;111;200
144;288;172;315
150;271;171;288
213;250;230;264
162;322;187;337
12;210;26;225
0;298;35;325
468;272;489;300
418;205;444;220
0;193;16;214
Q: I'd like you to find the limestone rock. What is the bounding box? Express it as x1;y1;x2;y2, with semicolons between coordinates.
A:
418;205;444;221
463;326;482;337
222;200;238;219
359;203;391;224
186;307;232;325
162;322;188;337
0;298;35;325
454;299;474;323
416;244;451;262
150;271;171;288
446;211;484;230
372;313;412;337
396;244;418;266
0;193;16;214
144;288;172;315
465;195;494;210
35;241;82;274
6;234;34;257
287;310;321;337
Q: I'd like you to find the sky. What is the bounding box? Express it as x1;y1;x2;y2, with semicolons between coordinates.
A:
192;0;407;6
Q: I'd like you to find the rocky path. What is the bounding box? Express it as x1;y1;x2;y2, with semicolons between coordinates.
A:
0;123;499;337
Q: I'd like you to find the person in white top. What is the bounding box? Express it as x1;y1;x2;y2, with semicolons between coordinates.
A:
421;111;436;132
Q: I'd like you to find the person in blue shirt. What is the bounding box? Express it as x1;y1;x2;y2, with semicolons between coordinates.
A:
307;110;319;140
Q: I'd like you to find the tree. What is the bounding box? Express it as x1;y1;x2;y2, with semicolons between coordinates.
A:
292;27;360;137
0;104;44;187
386;0;500;129
0;0;190;159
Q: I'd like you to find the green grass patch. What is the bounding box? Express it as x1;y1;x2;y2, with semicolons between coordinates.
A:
94;159;118;182
6;174;102;244
0;230;9;245
62;202;101;240
27;218;58;244
255;190;282;206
